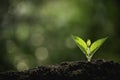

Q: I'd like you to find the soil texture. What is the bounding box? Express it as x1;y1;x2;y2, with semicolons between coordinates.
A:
0;60;120;80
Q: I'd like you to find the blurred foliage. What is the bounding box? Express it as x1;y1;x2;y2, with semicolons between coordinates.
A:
0;0;120;71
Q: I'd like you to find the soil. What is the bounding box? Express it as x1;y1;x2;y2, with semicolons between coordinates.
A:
0;60;120;80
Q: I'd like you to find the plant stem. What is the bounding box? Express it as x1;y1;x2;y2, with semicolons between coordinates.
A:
87;55;91;62
87;47;91;62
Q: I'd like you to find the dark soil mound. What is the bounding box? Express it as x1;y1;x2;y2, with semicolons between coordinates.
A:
0;60;120;80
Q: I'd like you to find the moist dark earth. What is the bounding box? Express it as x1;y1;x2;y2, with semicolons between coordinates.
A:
0;60;120;80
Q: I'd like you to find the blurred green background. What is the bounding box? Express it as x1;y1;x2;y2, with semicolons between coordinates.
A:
0;0;120;71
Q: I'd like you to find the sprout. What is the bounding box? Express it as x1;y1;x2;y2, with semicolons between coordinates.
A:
72;35;108;62
87;39;91;47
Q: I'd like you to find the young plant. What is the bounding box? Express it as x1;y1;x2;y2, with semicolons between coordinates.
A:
72;35;108;62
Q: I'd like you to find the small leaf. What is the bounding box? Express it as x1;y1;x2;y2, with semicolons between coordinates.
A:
87;39;91;47
90;37;108;56
72;35;87;55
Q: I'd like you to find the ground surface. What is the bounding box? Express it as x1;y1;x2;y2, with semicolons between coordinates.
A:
0;60;120;80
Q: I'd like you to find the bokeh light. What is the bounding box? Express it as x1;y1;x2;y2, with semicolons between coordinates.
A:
16;60;29;71
0;0;120;71
35;47;49;61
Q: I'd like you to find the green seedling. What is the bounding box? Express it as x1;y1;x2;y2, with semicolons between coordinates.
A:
72;35;108;62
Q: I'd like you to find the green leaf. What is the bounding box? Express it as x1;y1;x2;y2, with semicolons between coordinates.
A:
72;35;87;55
87;39;91;47
90;37;108;56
